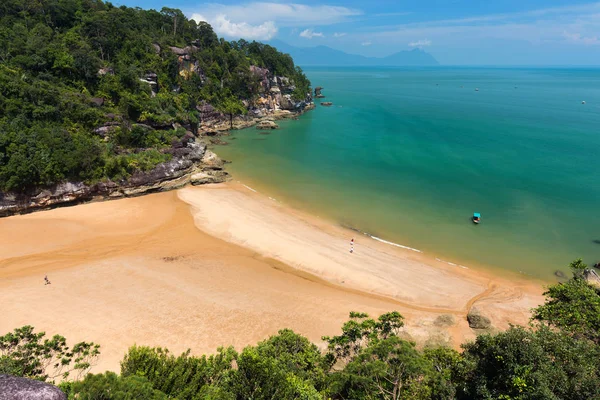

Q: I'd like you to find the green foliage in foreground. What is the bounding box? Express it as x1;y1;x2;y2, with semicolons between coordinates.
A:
0;325;100;383
533;258;600;344
0;0;310;192
5;259;600;399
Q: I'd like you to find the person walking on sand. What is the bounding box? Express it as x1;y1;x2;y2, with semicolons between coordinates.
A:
44;275;51;285
350;238;354;253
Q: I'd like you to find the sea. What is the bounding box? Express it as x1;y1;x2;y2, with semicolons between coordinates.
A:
215;67;600;280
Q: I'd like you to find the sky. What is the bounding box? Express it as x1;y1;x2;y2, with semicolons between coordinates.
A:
114;0;600;65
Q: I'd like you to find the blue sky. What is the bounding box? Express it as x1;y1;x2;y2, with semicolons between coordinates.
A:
114;0;600;65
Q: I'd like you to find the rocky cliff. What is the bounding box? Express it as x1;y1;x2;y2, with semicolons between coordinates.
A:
0;139;226;217
197;65;313;135
0;46;312;217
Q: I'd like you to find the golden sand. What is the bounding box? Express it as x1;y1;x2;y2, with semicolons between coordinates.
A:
0;183;545;373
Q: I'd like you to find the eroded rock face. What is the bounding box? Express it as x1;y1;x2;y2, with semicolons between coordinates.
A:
0;140;229;217
0;375;66;400
584;268;600;288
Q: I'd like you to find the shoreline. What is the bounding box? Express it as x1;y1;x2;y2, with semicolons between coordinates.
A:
0;183;545;373
178;182;545;315
214;176;550;287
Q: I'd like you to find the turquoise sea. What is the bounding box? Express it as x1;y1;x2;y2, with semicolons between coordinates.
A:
215;67;600;280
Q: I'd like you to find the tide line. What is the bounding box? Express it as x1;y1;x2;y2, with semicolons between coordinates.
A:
370;235;422;253
242;184;258;193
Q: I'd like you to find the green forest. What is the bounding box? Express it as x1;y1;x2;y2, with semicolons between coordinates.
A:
3;259;600;399
0;0;311;192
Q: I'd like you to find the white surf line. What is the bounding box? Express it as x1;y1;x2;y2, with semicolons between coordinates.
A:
436;258;470;270
242;184;258;193
370;235;422;253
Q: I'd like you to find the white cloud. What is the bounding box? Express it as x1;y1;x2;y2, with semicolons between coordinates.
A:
333;32;347;37
361;41;372;46
409;39;432;47
368;2;600;48
192;13;277;40
192;2;361;27
300;29;324;39
563;31;599;45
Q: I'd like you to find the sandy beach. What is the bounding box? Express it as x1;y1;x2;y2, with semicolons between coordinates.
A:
0;183;545;373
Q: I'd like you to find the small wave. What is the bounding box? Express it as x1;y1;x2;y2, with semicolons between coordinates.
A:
435;258;470;269
268;197;277;201
370;236;422;253
243;184;258;193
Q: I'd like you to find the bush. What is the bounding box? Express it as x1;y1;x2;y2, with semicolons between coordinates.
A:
70;372;168;399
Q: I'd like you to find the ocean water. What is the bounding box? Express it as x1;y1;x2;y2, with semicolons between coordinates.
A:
215;67;600;279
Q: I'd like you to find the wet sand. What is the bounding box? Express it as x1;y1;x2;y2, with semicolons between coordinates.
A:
0;183;545;373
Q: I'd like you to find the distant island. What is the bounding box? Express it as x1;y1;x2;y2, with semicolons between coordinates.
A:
267;40;439;67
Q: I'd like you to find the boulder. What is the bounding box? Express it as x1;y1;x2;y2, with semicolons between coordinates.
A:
190;168;229;185
0;375;66;400
201;149;224;170
433;314;456;327
256;120;279;130
93;125;117;138
97;67;114;76
583;268;600;288
554;270;566;279
90;97;105;106
279;94;296;110
321;102;333;106
467;308;491;330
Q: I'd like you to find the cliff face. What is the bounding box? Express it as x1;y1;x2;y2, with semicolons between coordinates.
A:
197;65;313;135
0;41;313;217
0;140;226;217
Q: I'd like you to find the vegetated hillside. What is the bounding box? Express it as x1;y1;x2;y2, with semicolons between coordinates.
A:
0;0;311;193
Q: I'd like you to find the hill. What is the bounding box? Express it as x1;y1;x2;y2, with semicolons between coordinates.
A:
0;0;311;199
268;40;439;67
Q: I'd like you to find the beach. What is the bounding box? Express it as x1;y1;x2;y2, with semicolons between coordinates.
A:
0;183;545;373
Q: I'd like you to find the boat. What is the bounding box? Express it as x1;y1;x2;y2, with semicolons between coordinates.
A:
472;212;481;224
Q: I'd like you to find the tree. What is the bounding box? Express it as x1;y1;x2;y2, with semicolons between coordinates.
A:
457;325;600;400
0;0;311;193
68;371;168;399
324;312;443;400
532;258;600;343
0;325;100;383
216;94;247;129
226;329;326;399
120;345;237;399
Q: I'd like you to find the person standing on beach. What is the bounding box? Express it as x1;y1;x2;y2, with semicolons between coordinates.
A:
350;238;354;253
44;275;51;285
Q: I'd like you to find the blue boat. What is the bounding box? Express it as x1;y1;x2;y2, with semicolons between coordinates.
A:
473;212;481;224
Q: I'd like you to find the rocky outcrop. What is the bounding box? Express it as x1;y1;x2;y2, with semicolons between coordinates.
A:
314;86;325;98
256;120;279;130
467;308;492;330
321;102;333;106
584;268;600;288
0;375;65;400
0;140;228;217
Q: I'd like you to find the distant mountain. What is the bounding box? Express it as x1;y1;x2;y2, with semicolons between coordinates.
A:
268;40;439;67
